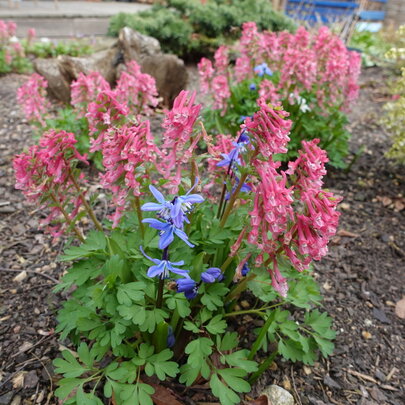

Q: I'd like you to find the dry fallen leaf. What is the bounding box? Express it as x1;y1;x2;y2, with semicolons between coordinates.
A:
13;270;27;283
12;371;26;389
337;229;359;238
244;395;270;405
395;297;405;319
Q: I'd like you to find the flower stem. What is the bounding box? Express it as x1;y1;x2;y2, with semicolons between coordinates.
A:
219;172;248;227
248;350;278;384
224;303;283;318
248;312;275;360
133;197;144;239
156;247;168;309
49;192;85;242
68;171;103;232
225;272;256;302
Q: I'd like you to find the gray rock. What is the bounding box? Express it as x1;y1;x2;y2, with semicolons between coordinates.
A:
140;54;188;107
260;385;295;405
0;392;13;405
33;27;187;107
33;58;71;103
118;26;161;61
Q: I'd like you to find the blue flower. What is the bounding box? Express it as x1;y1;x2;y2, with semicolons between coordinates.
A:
171;181;204;228
216;147;241;168
140;246;190;278
225;177;251;201
249;83;257;91
141;185;173;222
167;326;175;348
201;267;223;283
141;181;204;228
254;63;273;77
238;130;250;144
177;278;198;299
142;218;194;249
241;262;250;276
239;115;251;123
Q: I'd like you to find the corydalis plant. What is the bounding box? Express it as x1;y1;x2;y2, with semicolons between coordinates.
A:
15;91;339;405
199;22;361;167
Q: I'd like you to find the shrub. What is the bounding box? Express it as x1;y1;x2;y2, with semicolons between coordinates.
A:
108;0;295;60
14;88;339;404
199;23;361;168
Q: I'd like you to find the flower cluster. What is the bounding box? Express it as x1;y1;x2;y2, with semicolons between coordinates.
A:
17;73;50;126
140;182;221;300
13;130;88;238
199;23;361;113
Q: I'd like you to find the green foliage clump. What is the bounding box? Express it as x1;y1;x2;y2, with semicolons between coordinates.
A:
349;25;405;68
25;39;92;59
108;0;295;59
383;68;405;164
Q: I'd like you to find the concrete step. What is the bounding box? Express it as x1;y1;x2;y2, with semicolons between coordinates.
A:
0;1;151;37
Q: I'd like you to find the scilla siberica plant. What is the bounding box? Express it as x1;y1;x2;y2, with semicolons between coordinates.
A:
199;23;361;168
14;90;340;404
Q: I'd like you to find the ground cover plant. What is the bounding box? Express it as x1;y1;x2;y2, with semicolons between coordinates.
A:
0;19;93;75
382;26;405;164
13;79;341;403
199;22;361;168
108;0;295;60
16;61;159;167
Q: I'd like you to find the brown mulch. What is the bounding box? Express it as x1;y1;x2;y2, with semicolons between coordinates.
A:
0;67;404;405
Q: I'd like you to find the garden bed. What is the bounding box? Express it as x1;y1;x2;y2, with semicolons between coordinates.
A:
0;67;404;405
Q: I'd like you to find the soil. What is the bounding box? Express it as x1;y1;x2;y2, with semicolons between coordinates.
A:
0;67;404;405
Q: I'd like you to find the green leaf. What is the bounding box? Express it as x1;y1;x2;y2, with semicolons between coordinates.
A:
218;332;239;351
139;309;168;333
183;320;200;333
77;343;94;368
200;283;229;311
278;339;304;362
54;378;82;400
224;350;258;373
185;337;213;365
54;350;89;378
218;368;250;393
145;349;179;381
118;304;146;325
205;314;227;335
117;282;146;306
210;373;241;405
313;335;335;358
166;295;191;317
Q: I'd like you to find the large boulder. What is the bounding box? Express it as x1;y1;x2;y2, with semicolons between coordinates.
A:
33;27;188;107
33;58;71;103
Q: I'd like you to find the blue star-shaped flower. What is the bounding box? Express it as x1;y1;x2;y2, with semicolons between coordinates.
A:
140;246;190;278
141;182;204;228
142;218;194;249
254;63;273;77
177;278;198;299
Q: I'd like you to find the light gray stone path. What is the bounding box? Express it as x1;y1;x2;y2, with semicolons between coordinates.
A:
0;1;151;37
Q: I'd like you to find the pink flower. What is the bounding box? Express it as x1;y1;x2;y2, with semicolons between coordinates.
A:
212;75;230;113
13;130;89;239
7;21;17;36
71;71;111;115
214;45;229;75
197;57;214;94
17;73;50;126
99;121;160;227
162;90;201;152
269;259;288;297
115;62;159;115
244;98;291;158
27;28;36;43
86;90;129;151
286;139;328;190
258;79;280;104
